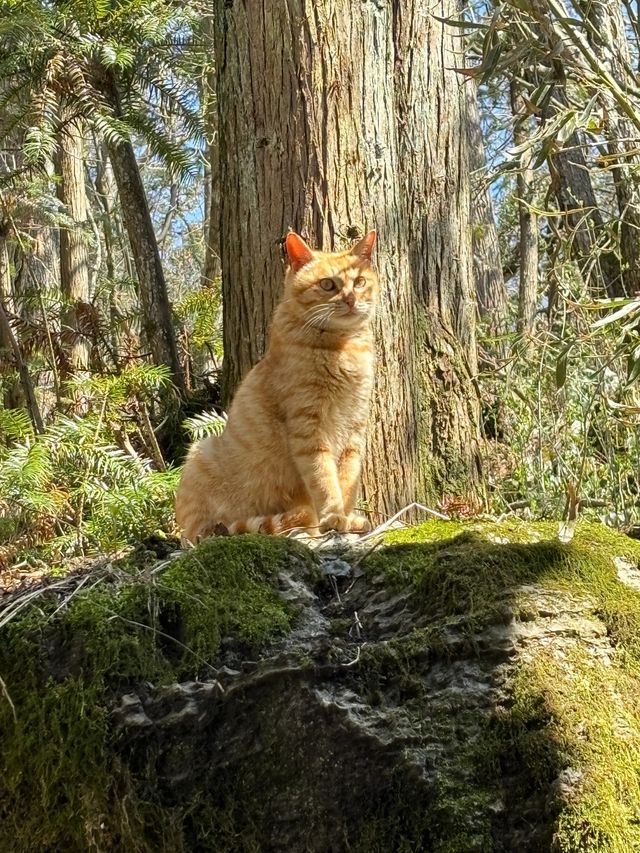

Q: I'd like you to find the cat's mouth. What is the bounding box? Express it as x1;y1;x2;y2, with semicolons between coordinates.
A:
338;303;369;318
301;303;370;333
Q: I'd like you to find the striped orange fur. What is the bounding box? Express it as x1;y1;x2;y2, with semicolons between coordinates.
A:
175;230;378;544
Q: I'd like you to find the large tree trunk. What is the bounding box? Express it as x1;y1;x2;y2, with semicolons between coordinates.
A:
391;2;482;501
465;81;508;352
55;117;91;379
215;0;481;517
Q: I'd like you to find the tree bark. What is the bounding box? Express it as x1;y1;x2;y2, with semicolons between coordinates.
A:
545;77;623;298
0;230;44;432
106;139;185;392
55;116;91;378
391;2;482;502
202;14;222;288
577;0;640;296
510;81;538;344
97;71;185;394
465;80;508;350
0;225;24;410
215;0;481;516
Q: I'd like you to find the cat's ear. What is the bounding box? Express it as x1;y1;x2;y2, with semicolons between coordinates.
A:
285;231;314;271
351;230;377;261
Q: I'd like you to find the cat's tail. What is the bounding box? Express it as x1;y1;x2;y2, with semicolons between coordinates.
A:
228;506;317;536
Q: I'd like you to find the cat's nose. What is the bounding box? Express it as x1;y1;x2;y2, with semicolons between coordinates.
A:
342;291;356;308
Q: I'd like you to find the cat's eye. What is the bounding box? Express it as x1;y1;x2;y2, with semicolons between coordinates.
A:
319;278;336;291
354;277;367;290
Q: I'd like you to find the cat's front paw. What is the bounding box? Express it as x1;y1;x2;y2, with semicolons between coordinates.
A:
346;513;371;533
319;513;371;534
319;513;350;533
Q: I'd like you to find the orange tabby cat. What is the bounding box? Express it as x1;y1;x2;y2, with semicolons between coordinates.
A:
175;229;378;542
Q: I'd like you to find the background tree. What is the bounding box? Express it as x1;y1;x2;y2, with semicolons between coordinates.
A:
0;0;203;393
466;80;509;355
55;112;91;381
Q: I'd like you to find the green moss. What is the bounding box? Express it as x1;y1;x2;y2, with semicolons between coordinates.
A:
364;519;640;851
365;520;640;652
155;535;312;671
497;650;640;853
3;519;640;851
0;535;314;853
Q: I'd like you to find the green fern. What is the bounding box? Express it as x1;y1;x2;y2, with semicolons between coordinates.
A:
0;408;34;443
182;410;226;440
0;411;179;560
67;363;173;409
176;285;222;353
0;0;204;179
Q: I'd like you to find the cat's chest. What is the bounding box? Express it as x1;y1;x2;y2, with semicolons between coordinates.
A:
314;349;374;420
322;347;371;386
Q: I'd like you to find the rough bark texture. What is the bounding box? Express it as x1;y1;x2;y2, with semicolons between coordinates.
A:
55;119;91;376
107;139;185;392
546;81;623;298
215;1;481;516
510;82;538;344
466;81;508;350
578;0;640;296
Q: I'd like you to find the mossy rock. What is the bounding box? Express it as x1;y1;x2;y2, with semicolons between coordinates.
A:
0;536;314;852
1;521;640;852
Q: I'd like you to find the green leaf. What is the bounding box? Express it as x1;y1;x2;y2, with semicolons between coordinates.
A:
591;299;640;329
628;346;640;385
431;16;489;29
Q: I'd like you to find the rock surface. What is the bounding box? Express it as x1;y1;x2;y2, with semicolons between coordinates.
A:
2;521;640;852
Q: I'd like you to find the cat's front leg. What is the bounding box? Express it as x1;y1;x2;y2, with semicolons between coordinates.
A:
291;448;370;534
290;441;347;531
336;438;371;533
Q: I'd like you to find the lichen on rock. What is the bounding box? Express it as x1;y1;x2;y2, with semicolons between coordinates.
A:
1;520;639;852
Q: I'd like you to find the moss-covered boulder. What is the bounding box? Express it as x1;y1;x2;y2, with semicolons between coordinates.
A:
1;521;640;852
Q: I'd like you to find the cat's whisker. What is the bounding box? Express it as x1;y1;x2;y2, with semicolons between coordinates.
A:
302;305;334;333
303;305;332;321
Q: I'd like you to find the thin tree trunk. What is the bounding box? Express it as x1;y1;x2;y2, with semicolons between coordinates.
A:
0;225;24;410
0;235;44;432
546;77;623;297
55;115;91;379
97;71;185;394
465;80;508;358
92;142;120;361
202;14;221;288
578;0;640;296
215;0;481;516
510;81;538;343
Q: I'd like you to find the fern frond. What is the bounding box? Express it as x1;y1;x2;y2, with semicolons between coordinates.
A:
0;408;34;443
182;410;227;440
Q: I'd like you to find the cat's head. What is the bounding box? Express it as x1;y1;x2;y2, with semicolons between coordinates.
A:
283;231;378;333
